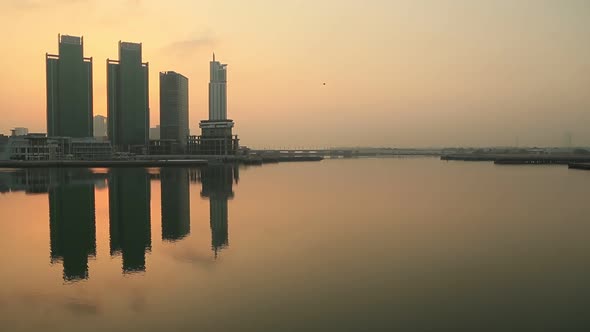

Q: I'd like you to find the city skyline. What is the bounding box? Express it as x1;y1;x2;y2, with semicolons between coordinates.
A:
0;1;589;148
0;166;237;280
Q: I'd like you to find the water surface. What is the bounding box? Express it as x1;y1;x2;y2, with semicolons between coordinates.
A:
0;158;589;331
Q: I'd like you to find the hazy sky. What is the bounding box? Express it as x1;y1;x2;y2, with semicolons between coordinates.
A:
0;0;588;148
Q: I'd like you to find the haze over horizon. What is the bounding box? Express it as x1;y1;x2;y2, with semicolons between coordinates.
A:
0;0;588;148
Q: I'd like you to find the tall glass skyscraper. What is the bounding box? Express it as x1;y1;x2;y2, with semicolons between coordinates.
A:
46;34;93;138
107;41;149;150
159;71;189;149
208;53;227;121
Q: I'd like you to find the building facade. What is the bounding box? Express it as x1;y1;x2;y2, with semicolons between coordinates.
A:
93;115;107;138
46;34;93;138
107;41;149;151
11;128;29;137
160;71;189;150
0;134;112;161
209;53;227;121
149;125;160;140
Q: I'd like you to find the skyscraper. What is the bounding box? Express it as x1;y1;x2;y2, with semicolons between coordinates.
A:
192;54;239;155
46;34;93;138
107;41;149;150
160;71;189;150
209;53;227;121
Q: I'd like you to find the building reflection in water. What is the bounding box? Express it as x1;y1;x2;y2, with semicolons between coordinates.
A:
48;168;97;281
161;168;190;241
108;168;151;273
0;164;243;279
198;165;239;257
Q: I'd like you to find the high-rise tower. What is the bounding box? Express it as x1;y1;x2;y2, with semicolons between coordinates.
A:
107;41;149;151
193;54;239;155
160;71;189;150
46;34;93;138
209;53;227;121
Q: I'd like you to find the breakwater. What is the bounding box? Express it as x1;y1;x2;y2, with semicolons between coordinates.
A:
442;154;590;165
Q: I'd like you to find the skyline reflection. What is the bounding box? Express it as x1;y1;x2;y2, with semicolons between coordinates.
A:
49;169;96;281
198;165;238;256
108;168;152;274
0;166;241;281
161;168;191;242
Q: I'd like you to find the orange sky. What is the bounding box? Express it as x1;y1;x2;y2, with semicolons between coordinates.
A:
0;0;589;148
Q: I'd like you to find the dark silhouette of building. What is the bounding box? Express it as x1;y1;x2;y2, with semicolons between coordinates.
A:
199;165;238;256
160;168;190;241
159;71;189;152
108;168;151;273
107;41;149;151
48;169;96;281
46;34;93;138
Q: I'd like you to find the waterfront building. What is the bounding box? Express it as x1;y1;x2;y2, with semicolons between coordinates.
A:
46;34;93;138
107;41;149;152
188;54;239;155
0;134;60;160
93;115;107;138
148;139;179;155
67;137;113;160
11;128;29;137
160;71;189;151
0;134;112;161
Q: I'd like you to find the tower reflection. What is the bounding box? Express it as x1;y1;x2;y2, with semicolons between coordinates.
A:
199;165;238;256
160;168;190;241
108;168;151;273
0;164;244;280
48;168;97;282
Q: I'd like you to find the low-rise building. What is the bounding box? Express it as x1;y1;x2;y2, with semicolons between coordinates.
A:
11;128;29;137
0;134;112;161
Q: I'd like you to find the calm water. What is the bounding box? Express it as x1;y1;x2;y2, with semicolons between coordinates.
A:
1;158;590;331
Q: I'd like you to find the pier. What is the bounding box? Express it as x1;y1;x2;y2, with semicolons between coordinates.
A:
568;163;590;170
